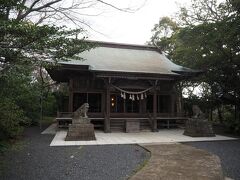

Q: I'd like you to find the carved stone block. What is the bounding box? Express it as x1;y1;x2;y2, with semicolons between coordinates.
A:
184;118;215;137
126;119;140;133
65;123;96;141
65;103;96;141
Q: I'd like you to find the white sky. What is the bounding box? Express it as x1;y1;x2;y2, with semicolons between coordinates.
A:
78;0;190;44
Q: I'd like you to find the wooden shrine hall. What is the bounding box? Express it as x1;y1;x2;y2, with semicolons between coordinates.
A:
47;41;200;133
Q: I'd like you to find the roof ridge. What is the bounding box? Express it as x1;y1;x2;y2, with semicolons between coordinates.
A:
85;40;162;52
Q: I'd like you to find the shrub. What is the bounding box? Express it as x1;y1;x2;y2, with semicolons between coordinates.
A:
0;98;30;140
43;93;57;116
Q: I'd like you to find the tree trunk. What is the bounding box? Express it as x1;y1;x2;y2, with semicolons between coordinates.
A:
234;105;237;122
217;106;223;123
236;105;240;122
210;105;213;121
40;93;43;130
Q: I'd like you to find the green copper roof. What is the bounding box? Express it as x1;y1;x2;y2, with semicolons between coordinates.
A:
60;41;196;76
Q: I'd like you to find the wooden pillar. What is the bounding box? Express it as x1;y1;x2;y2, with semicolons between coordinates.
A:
176;95;182;116
104;79;111;133
171;94;175;117
152;86;158;132
140;99;144;114
68;78;73;112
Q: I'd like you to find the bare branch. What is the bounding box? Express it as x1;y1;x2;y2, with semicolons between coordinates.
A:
17;0;27;19
96;0;135;13
28;0;41;11
35;11;58;25
48;6;107;36
17;0;62;20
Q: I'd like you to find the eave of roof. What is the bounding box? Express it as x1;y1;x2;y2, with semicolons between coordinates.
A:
49;40;201;81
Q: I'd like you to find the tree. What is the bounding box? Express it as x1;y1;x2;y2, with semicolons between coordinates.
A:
0;0;143;138
0;0;93;138
150;0;240;132
1;0;143;71
0;65;37;139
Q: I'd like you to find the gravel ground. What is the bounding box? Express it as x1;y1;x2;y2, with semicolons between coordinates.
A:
0;126;150;180
184;140;240;180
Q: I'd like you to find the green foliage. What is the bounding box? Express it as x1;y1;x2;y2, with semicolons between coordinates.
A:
42;93;57;116
0;65;37;139
149;16;179;55
0;98;26;139
0;141;9;154
0;20;92;69
150;0;240;133
0;65;40;116
219;105;240;134
41;116;55;126
0;0;93;139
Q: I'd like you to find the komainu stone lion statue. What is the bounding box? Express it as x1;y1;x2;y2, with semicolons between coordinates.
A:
73;103;89;118
66;102;96;141
192;105;204;119
183;104;215;137
72;103;90;124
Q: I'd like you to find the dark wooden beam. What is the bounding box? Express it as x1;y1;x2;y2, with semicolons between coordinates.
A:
171;94;175;117
68;78;73;112
152;85;158;132
104;78;111;133
95;72;177;81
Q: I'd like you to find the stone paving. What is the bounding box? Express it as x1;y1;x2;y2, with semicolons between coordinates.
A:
130;144;224;180
45;124;237;146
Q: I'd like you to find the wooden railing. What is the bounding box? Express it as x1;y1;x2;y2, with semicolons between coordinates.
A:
56;111;187;129
56;112;105;128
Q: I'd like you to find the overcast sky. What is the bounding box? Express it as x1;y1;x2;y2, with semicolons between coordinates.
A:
78;0;190;44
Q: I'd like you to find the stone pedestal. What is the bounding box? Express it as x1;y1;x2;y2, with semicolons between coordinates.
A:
65;123;96;141
184;118;215;137
126;119;140;133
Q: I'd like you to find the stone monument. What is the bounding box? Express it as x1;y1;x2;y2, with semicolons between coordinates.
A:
65;103;96;141
183;105;215;137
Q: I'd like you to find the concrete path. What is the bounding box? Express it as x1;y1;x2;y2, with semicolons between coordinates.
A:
130;144;224;180
48;126;237;146
41;123;57;135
